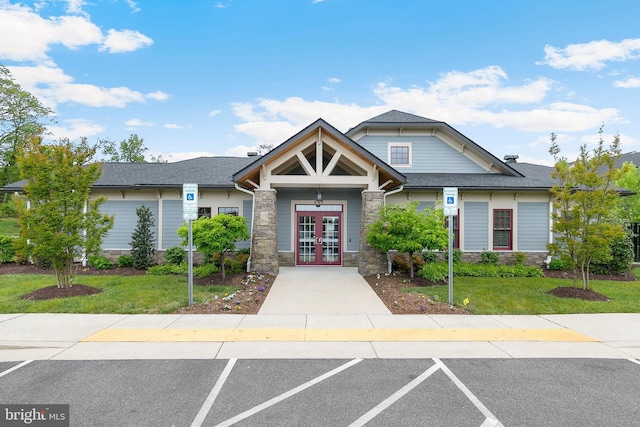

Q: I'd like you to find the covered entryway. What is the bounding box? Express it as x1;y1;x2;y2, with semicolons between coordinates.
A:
296;205;342;266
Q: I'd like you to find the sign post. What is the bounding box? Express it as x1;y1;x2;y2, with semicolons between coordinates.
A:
183;183;198;306
443;187;458;306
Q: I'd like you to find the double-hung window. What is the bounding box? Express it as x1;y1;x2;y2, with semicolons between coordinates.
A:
218;207;239;216
493;209;512;250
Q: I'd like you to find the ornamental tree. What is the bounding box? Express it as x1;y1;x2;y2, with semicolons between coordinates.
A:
177;213;249;278
367;201;448;278
15;137;113;287
547;129;626;290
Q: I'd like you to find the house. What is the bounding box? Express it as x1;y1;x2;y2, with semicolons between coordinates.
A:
2;110;559;275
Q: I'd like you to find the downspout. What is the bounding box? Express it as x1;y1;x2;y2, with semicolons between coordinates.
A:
235;183;255;272
383;184;404;206
382;184;404;273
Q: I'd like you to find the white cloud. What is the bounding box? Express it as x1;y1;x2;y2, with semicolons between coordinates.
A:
100;29;153;53
613;76;640;88
9;65;166;108
231;66;623;146
147;91;169;101
0;3;102;63
164;123;183;129
539;38;640;71
328;77;341;84
126;118;153;127
126;0;141;13
209;109;222;117
65;0;87;15
47;118;105;141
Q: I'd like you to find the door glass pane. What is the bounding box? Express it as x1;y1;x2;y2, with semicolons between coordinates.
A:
322;216;339;263
298;215;315;263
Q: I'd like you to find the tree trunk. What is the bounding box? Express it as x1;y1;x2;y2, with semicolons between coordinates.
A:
408;251;415;278
55;256;74;288
220;252;226;278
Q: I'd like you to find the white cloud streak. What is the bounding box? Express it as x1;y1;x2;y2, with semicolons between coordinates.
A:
539;38;640;71
100;29;153;53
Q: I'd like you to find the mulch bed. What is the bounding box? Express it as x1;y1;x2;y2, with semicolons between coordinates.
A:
21;285;103;300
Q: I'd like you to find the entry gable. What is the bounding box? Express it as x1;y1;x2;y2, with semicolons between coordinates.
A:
233;119;405;191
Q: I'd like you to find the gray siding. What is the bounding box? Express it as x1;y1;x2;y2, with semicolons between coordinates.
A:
161;200;184;249
464;202;488;250
517;202;549;251
357;135;486;173
100;201;159;250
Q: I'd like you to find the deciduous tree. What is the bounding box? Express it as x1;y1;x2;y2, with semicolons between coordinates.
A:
101;134;148;163
15;137;113;287
367;201;448;278
548;128;626;290
0;64;53;195
177;214;249;278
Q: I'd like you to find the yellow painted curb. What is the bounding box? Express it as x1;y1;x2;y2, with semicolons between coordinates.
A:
81;328;597;343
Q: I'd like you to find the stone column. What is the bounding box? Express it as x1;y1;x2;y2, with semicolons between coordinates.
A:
358;190;387;276
251;189;279;275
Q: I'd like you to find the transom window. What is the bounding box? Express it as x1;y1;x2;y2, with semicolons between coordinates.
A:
388;143;412;166
218;207;239;216
493;209;512;250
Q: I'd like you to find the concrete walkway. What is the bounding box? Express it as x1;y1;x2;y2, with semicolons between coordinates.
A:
1;313;639;361
257;267;391;315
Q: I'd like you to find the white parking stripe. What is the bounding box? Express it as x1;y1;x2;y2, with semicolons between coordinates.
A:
214;358;363;427
434;358;505;427
629;359;640;366
0;360;32;378
191;358;237;427
347;362;441;427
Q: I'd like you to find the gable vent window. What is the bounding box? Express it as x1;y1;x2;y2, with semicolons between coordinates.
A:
388;143;412;167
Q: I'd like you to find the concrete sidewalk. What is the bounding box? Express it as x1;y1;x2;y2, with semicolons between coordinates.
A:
0;313;639;361
258;267;391;315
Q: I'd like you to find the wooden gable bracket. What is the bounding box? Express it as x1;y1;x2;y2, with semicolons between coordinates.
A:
371;164;378;180
514;192;520;201
379;179;393;190
459;143;466;154
246;179;260;189
490;192;495;200
225;190;229;199
119;190;126;199
261;164;267;180
156;190;162;199
460;192;465;200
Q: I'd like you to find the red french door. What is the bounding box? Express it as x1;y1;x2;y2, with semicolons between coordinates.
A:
296;209;342;266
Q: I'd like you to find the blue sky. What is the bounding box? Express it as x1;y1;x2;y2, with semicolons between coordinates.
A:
2;0;640;165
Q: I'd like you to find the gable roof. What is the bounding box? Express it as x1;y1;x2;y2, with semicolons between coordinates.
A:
347;110;524;178
232;118;406;189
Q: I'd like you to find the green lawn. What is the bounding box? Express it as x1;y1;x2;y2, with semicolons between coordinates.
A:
406;272;640;314
0;218;19;236
0;274;240;314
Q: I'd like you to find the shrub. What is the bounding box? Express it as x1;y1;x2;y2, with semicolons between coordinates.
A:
224;258;245;275
590;233;634;275
0;198;18;218
547;258;566;270
480;250;500;265
0;235;15;263
146;263;188;275
165;246;185;265
419;262;447;282
88;255;114;270
117;255;134;268
443;248;462;263
512;251;527;266
194;263;220;278
421;251;438;264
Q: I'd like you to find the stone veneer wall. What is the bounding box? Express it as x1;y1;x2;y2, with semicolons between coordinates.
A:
358;190;387;276
250;189;279;274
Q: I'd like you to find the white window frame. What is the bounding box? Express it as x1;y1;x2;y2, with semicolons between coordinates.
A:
388;142;412;167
